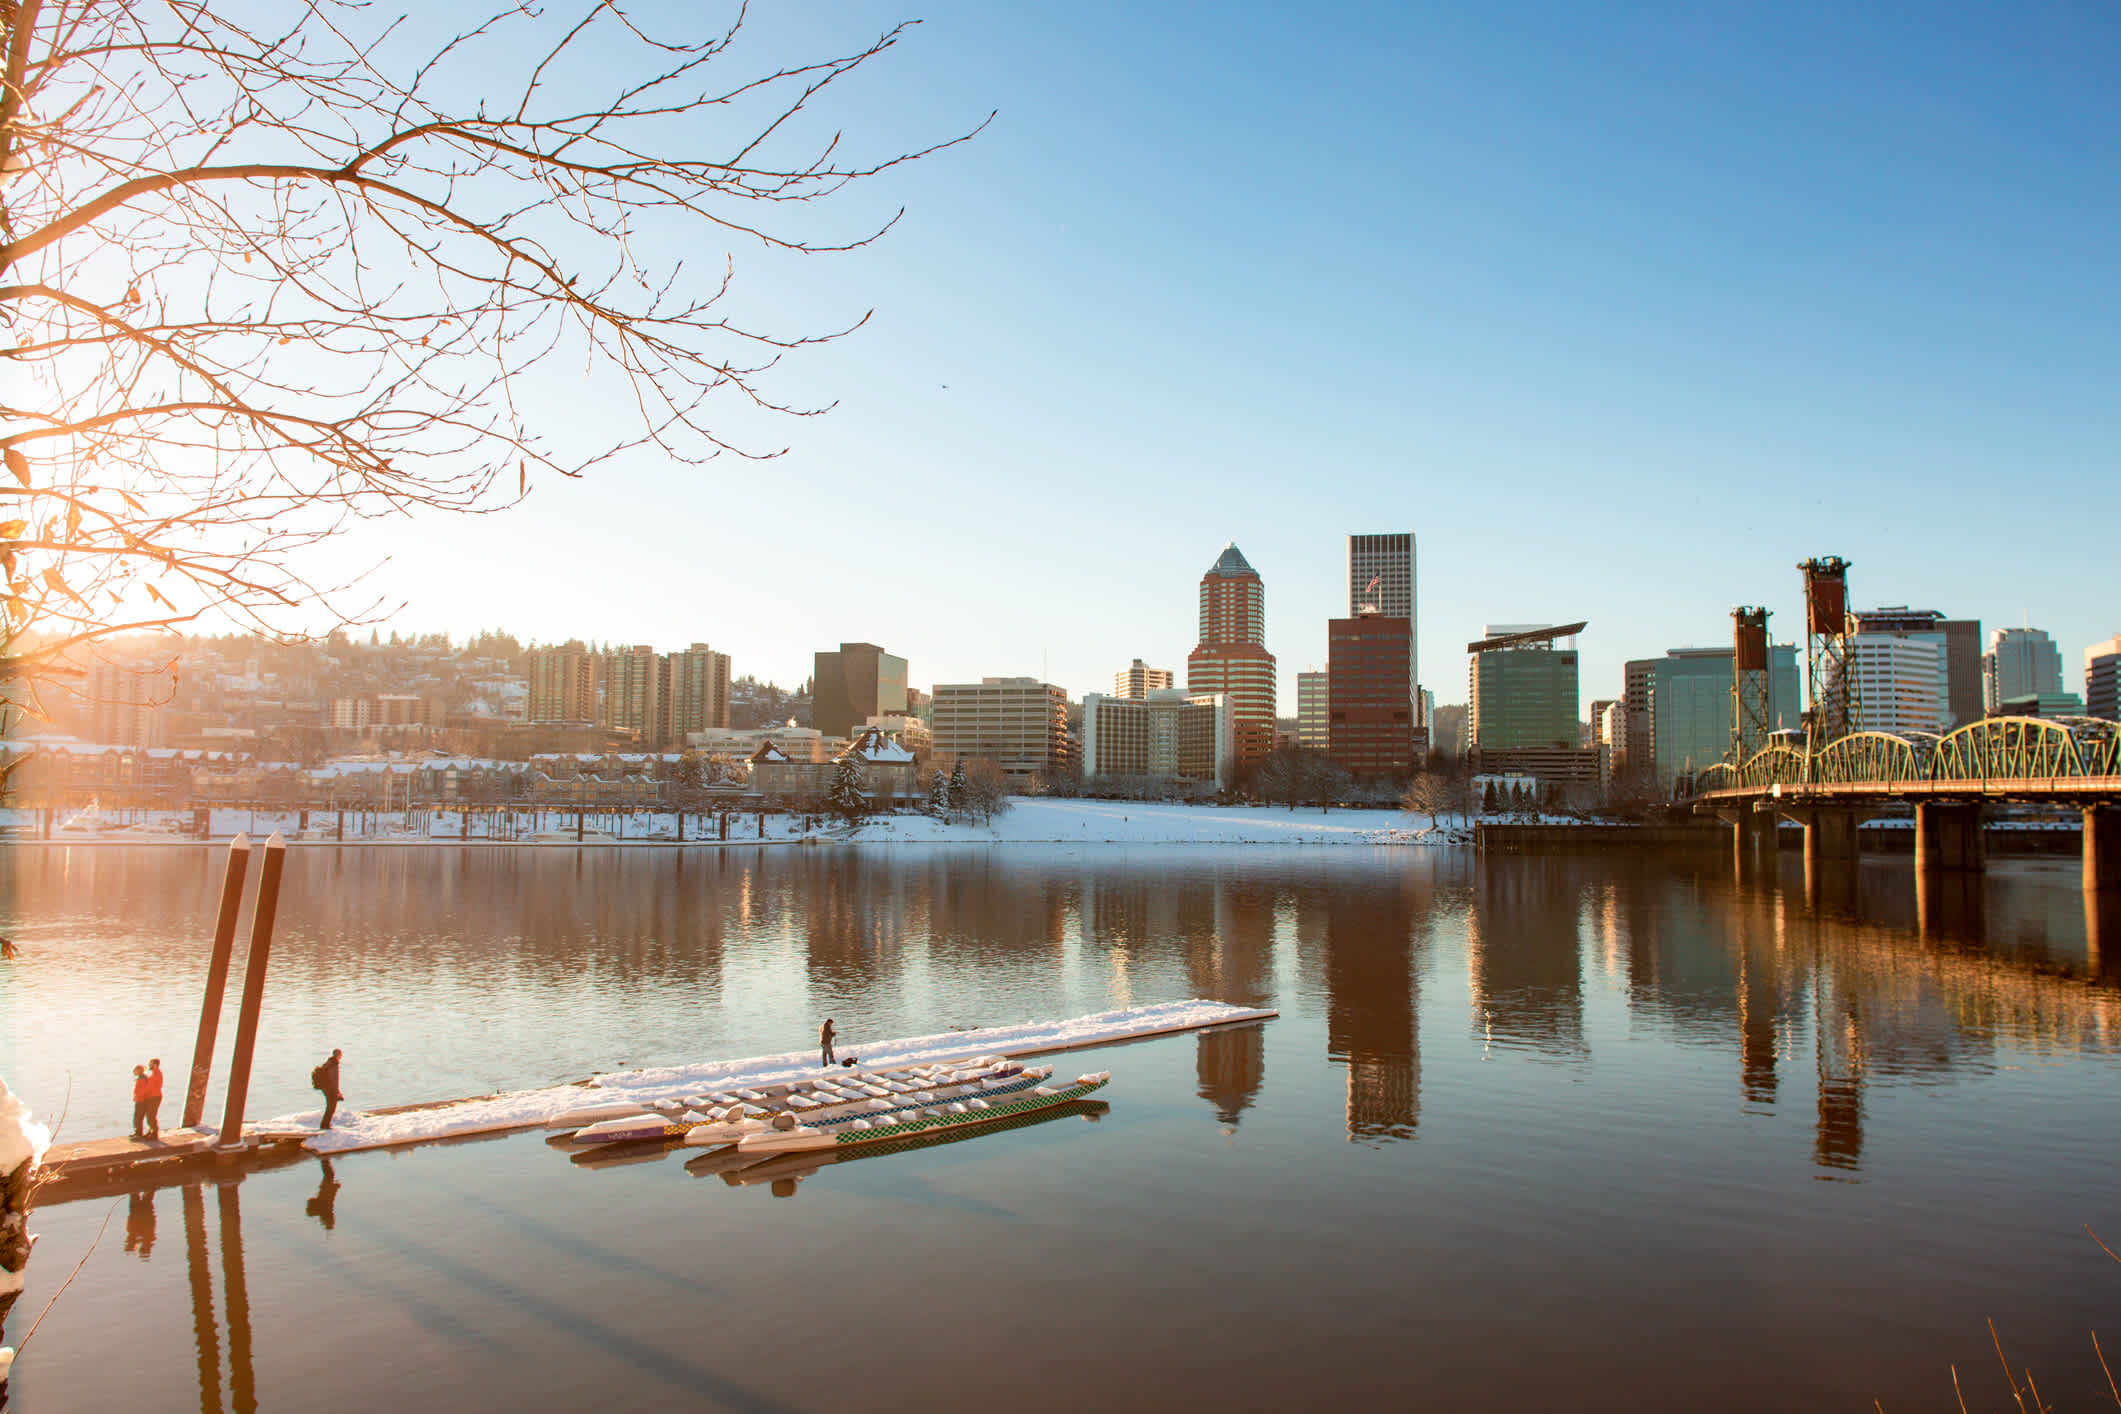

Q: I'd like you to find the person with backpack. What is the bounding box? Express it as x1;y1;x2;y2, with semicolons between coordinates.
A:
312;1048;343;1130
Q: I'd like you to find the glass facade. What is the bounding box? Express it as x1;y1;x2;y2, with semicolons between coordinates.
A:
1648;646;1801;784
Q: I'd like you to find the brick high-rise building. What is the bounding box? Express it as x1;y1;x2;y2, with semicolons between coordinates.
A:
1347;531;1419;726
1186;543;1277;768
1327;616;1415;779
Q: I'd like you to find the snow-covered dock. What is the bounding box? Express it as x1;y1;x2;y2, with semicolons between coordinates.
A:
277;1000;1275;1155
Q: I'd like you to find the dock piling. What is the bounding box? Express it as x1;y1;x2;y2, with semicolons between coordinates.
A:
216;833;287;1149
183;834;252;1129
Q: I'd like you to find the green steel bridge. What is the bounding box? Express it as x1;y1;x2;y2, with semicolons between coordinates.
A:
1686;715;2121;888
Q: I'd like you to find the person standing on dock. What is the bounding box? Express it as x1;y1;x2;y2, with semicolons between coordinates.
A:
314;1048;343;1130
820;1019;837;1068
143;1057;164;1139
130;1064;153;1139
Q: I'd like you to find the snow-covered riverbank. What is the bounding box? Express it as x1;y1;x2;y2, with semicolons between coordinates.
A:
0;798;1470;846
846;798;1464;845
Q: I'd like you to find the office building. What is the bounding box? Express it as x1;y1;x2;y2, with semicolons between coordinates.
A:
1296;671;1330;752
1347;532;1419;721
813;642;908;740
1646;646;1800;787
1079;690;1230;785
1852;607;1982;726
1984;628;2063;712
1998;692;2084;719
527;641;599;723
930;677;1071;784
1847;632;1949;735
1327;615;1415;778
1186;543;1277;768
1113;659;1174;699
2086;635;2121;721
1467;623;1599;789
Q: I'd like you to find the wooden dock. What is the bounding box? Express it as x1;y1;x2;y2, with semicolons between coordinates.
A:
40;1128;221;1175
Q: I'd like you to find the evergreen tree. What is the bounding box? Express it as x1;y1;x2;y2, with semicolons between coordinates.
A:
927;768;951;817
948;759;970;820
1482;781;1499;813
828;755;867;824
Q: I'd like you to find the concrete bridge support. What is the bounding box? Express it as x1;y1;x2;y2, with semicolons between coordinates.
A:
1795;809;1861;874
1721;809;1776;877
2088;807;2121;894
1914;802;1986;875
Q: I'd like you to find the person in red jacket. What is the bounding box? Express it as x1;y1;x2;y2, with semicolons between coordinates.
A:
143;1057;164;1139
130;1064;153;1139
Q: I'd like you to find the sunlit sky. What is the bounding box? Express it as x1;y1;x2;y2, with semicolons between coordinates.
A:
339;2;2121;714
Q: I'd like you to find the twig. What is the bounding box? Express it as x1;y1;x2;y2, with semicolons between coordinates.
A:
12;1198;120;1354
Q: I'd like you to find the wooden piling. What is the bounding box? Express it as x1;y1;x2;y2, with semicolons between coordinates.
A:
183;835;253;1128
216;834;287;1149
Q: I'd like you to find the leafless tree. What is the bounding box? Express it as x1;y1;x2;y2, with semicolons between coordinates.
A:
0;1;983;713
1400;771;1467;833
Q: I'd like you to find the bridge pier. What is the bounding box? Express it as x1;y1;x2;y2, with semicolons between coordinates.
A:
2087;807;2121;893
1790;808;1861;872
1716;808;1777;877
1914;801;1986;875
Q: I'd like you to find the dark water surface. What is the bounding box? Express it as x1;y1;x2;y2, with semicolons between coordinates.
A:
6;843;2121;1411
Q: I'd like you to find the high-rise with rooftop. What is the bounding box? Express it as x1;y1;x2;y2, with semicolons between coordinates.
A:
1984;628;2063;712
1113;659;1174;699
1347;532;1418;725
1186;543;1277;768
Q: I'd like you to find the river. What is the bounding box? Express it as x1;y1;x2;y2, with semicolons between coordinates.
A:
4;842;2119;1410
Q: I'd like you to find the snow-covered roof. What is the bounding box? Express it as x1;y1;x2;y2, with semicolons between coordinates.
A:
839;726;915;764
748;742;790;763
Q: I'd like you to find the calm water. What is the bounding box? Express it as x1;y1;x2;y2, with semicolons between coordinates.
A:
6;842;2121;1411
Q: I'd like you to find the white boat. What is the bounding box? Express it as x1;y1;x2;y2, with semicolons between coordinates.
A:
558;1058;1033;1152
733;1070;1112;1156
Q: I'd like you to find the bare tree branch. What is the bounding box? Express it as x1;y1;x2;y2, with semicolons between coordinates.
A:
0;0;984;716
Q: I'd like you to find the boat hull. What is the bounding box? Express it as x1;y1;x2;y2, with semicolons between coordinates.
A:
736;1075;1110;1157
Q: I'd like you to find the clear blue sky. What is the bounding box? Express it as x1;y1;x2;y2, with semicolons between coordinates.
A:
350;2;2121;713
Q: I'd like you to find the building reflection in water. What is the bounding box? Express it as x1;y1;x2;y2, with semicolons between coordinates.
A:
1191;878;1276;1126
1322;877;1420;1142
1466;862;1584;1061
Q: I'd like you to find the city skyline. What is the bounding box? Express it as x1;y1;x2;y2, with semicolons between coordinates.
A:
159;4;2121;716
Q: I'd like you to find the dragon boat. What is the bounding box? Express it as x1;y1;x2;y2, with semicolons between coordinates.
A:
560;1057;1043;1152
733;1069;1112;1156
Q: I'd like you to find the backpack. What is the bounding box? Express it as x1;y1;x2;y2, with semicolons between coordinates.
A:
311;1063;328;1089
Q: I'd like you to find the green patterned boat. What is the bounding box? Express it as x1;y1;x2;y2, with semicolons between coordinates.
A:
734;1070;1112;1156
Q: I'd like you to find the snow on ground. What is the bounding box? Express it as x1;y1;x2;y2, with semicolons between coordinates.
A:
0;1077;50;1177
850;798;1461;846
288;999;1275;1154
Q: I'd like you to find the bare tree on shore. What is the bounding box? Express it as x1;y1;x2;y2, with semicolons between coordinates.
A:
0;0;983;712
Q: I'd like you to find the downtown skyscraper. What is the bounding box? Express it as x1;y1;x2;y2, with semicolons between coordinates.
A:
1347;532;1419;727
1187;543;1277;768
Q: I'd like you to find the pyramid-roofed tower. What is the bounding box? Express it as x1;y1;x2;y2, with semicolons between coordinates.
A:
1187;542;1275;768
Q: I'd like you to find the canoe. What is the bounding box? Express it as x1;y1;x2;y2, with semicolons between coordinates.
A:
734;1072;1111;1157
